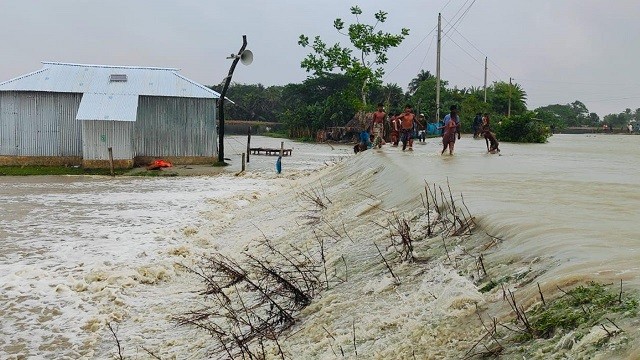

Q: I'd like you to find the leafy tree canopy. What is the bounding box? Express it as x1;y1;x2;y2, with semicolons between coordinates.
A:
494;111;552;143
488;81;527;116
534;100;597;128
298;6;409;107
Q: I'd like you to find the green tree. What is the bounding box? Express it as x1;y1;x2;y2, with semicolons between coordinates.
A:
494;111;551;143
279;74;359;137
298;6;409;107
534;109;564;131
459;93;491;133
410;76;450;122
570;100;589;125
209;83;285;121
408;70;435;95
603;110;632;129
488;81;527;116
534;101;600;128
368;83;406;114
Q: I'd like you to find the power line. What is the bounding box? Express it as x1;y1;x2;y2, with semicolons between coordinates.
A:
443;0;477;38
487;58;511;79
444;0;472;32
441;56;483;82
441;17;511;79
384;24;438;79
582;95;640;103
418;35;436;73
442;17;485;56
440;0;455;12
514;78;640;87
449;0;477;36
443;32;484;67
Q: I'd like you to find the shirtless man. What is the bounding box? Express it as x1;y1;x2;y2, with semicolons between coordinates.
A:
371;103;386;149
483;129;500;153
399;105;416;151
440;105;461;155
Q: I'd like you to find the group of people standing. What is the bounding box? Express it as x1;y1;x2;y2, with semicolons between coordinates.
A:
357;103;500;155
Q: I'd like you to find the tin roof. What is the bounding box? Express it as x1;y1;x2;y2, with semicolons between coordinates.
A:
76;93;139;122
0;62;220;99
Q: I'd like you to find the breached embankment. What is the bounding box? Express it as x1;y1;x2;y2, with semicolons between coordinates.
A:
183;144;640;359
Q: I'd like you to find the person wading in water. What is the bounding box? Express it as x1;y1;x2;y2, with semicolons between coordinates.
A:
399;105;416;151
371;103;386;149
440;105;461;155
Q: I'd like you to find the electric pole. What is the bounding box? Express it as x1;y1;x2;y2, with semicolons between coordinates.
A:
435;13;442;122
483;57;488;103
508;77;512;118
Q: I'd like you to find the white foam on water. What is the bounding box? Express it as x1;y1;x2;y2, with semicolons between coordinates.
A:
2;135;639;358
0;173;288;358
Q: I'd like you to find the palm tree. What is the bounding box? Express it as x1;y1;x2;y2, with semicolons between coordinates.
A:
408;70;435;94
489;81;527;116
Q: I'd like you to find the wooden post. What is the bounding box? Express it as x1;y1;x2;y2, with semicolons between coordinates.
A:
246;126;251;163
242;153;246;172
107;147;114;177
280;141;284;157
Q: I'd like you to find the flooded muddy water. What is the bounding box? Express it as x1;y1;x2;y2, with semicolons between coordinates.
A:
1;134;638;358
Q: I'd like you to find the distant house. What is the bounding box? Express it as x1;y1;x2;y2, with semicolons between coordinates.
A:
0;62;219;168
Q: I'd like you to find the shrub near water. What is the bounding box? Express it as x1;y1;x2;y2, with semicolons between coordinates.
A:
494;111;552;143
521;282;638;341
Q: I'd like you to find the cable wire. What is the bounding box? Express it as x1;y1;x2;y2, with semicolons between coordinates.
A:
418;35;437;73
384;25;438;79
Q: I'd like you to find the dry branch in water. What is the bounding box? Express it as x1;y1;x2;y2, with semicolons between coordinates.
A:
107;322;124;360
374;242;400;283
298;186;328;209
177;233;334;359
386;213;415;262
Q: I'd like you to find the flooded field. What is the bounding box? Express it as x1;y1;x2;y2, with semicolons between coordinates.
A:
1;134;638;358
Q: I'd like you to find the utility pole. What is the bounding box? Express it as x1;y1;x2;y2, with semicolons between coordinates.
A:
508;77;512;118
483;57;488;103
435;13;442;122
218;35;248;164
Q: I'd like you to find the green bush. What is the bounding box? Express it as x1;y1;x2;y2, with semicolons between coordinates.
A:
524;282;638;340
494;111;552;143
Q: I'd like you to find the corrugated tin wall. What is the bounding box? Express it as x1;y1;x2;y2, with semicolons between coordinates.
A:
0;91;82;156
81;120;134;160
135;96;216;157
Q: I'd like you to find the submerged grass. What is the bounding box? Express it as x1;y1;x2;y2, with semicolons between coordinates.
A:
479;275;512;293
517;282;638;341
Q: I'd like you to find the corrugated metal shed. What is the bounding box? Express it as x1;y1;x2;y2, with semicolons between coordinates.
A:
76;93;138;121
0;91;82;156
0;62;220;99
0;62;218;167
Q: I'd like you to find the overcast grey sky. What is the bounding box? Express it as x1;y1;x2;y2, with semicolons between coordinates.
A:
1;0;639;117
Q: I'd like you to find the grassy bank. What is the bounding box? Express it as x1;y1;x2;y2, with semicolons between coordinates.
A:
0;166;128;176
0;166;185;177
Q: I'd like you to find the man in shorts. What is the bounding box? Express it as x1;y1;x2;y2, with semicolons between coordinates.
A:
371;103;386;148
440;105;461;155
399;105;416;151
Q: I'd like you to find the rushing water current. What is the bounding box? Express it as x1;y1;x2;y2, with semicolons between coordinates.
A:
0;134;638;358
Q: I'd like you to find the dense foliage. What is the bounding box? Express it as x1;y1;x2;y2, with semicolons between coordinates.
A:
494;111;552;143
534;101;599;130
603;108;640;129
298;6;409;107
211;6;635;143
